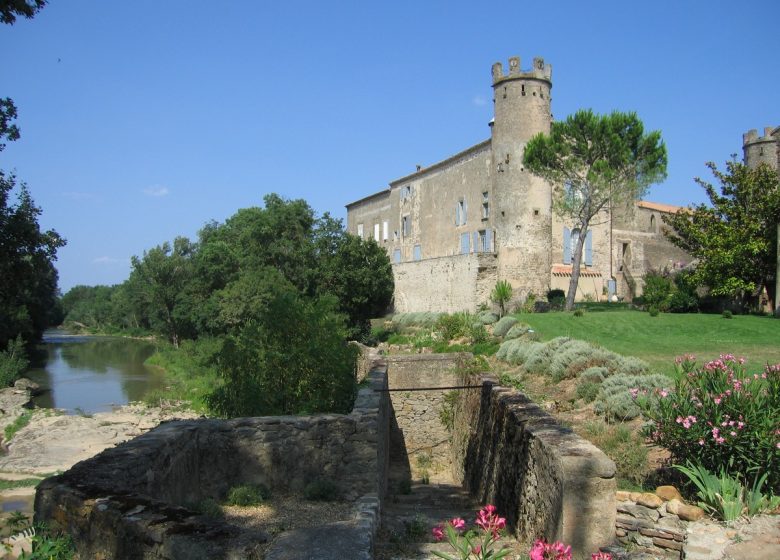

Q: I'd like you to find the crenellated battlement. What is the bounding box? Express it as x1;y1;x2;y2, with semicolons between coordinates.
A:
743;126;776;145
492;55;552;85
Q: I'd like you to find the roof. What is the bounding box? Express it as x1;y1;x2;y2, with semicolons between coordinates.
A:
389;139;491;186
636;200;685;214
551;265;602;278
345;188;391;209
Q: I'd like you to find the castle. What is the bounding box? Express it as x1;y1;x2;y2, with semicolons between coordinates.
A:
345;56;691;313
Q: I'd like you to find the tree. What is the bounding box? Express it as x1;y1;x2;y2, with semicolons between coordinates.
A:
664;160;780;311
490;280;513;318
0;173;65;347
205;291;358;417
524;109;667;310
0;0;46;25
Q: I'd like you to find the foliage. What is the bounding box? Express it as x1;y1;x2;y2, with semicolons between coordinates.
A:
477;310;499;325
664;160;780;311
439;390;459;431
675;462;779;521
648;306;660;317
0;0;47;25
303;479;340;501
546;289;565;310
0;97;20;150
4;410;33;441
436;313;470;341
391;312;443;329
431;505;510;560
490;280;513;318
0;173;66;348
524;109;667;310
226;484;270;506
580;421;649;487
492;316;518;338
1;514;74;560
593;373;669;421
503;323;531;340
641;272;673;311
722;310;733;319
576;381;600;403
205;292;358;417
572;308;585;317
0;477;40;490
636;355;780;492
193;498;224;519
0;334;28;387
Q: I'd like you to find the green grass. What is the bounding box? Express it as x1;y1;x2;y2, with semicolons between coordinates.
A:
4;411;33;442
0;478;42;490
517;310;780;375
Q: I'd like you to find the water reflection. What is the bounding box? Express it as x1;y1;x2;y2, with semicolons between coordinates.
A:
24;331;166;414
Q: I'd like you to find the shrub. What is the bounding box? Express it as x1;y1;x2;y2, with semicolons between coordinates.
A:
580;366;608;383
667;290;699;314
436;313;469;341
722;309;733;319
0;335;28;388
642;272;673;309
616;356;651;377
520;293;537;313
573;308;585;317
477;310;499;325
549;340;597;381
194;498;224;518
226;484;270;506
648;306;660;317
491;280;513;318
303;479;340;501
468;323;489;344
391;312;443;329
495;339;544;366
636;355;780;493
594;373;670;421
504;323;531;340
546;289;566;310
524;336;572;374
576;381;601;403
492;316;518;338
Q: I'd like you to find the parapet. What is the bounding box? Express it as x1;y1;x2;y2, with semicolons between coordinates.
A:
492;55;552;85
743;126;777;146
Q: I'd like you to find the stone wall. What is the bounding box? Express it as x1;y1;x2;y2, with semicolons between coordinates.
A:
385;353;469;465
392;253;498;313
450;374;616;559
34;360;390;560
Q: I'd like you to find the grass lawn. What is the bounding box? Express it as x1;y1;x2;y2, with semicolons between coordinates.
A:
515;309;780;375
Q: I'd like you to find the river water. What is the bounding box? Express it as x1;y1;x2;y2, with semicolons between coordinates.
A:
24;330;167;414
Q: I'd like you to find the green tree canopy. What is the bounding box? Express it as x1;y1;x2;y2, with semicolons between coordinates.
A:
0;0;46;24
524;109;667;310
664;160;780;311
0;173;65;346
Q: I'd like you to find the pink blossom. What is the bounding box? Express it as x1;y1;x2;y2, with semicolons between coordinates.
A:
592;553;613;560
660;389;669;398
450;517;465;531
698;439;705;446
730;431;737;437
432;525;444;542
472;544;482;554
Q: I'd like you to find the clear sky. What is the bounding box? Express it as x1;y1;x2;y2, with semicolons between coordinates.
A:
1;0;778;292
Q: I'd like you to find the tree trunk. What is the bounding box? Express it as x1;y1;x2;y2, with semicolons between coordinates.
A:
565;225;588;311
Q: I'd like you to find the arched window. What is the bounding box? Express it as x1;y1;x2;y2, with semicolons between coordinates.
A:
650;214;656;233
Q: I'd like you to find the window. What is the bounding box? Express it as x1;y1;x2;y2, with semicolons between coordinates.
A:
357;223;364;238
383;221;388;241
413;244;421;261
455;199;467;226
400;185;412;200
393;249;401;264
563;227;592;265
476;229;492;252
402;215;410;237
482;192;489;219
570;228;580;260
460;232;470;254
374;223;380;241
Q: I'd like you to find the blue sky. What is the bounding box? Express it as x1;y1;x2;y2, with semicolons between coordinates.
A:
1;0;778;291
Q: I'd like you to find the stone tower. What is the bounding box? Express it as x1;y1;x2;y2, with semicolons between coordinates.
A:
743;126;779;170
490;56;554;297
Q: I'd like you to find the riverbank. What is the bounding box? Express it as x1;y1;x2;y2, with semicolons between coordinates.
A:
0;384;198;519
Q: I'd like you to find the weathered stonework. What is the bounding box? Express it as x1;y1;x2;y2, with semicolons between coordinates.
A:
449;372;616;558
34;362;390;560
347;55;692;311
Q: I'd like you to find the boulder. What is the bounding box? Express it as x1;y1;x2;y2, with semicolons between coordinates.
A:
655;485;683;502
666;499;706;521
636;492;664;509
13;378;44;396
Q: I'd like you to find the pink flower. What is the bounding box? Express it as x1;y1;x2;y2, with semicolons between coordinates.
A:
592;553;613;560
432;525;444;542
472;544;482;554
698;439;705;446
450;517;465;531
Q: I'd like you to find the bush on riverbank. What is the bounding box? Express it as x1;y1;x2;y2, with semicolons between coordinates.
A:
0;335;28;387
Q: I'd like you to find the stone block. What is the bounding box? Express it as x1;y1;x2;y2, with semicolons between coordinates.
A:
617;502;660;522
655;485;683;502
636;492;664;509
652;536;684;551
666;499;705;521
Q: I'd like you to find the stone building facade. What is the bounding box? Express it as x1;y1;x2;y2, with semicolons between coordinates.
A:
346;56;690;313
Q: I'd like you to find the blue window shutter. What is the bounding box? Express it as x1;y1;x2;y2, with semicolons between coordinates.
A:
455;203;460;226
463;199;468;225
487;229;493;252
413;245;421;261
563;227;571;264
473;232;479;253
584;230;593;266
460;233;470;254
393;249;401;264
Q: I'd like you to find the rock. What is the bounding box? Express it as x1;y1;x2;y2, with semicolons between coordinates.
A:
13;378;44;396
655;485;683;502
666;499;705;521
617;502;660;522
636;492;664;508
616;490;632;502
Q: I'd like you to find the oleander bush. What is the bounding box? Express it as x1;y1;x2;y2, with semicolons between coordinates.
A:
636;355;780;492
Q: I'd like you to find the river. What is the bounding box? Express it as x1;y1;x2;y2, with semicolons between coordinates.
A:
24;330;167;414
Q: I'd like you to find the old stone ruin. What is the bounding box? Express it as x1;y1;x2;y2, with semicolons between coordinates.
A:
34;349;619;559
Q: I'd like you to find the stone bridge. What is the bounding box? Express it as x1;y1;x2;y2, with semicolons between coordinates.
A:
34;350;615;559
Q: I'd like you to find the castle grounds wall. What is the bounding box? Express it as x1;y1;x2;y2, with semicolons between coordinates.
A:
34;359;389;560
393;253;498;313
451;374;616;559
385;353;469;465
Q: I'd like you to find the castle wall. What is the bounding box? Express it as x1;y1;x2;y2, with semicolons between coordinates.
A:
392;253;498;313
